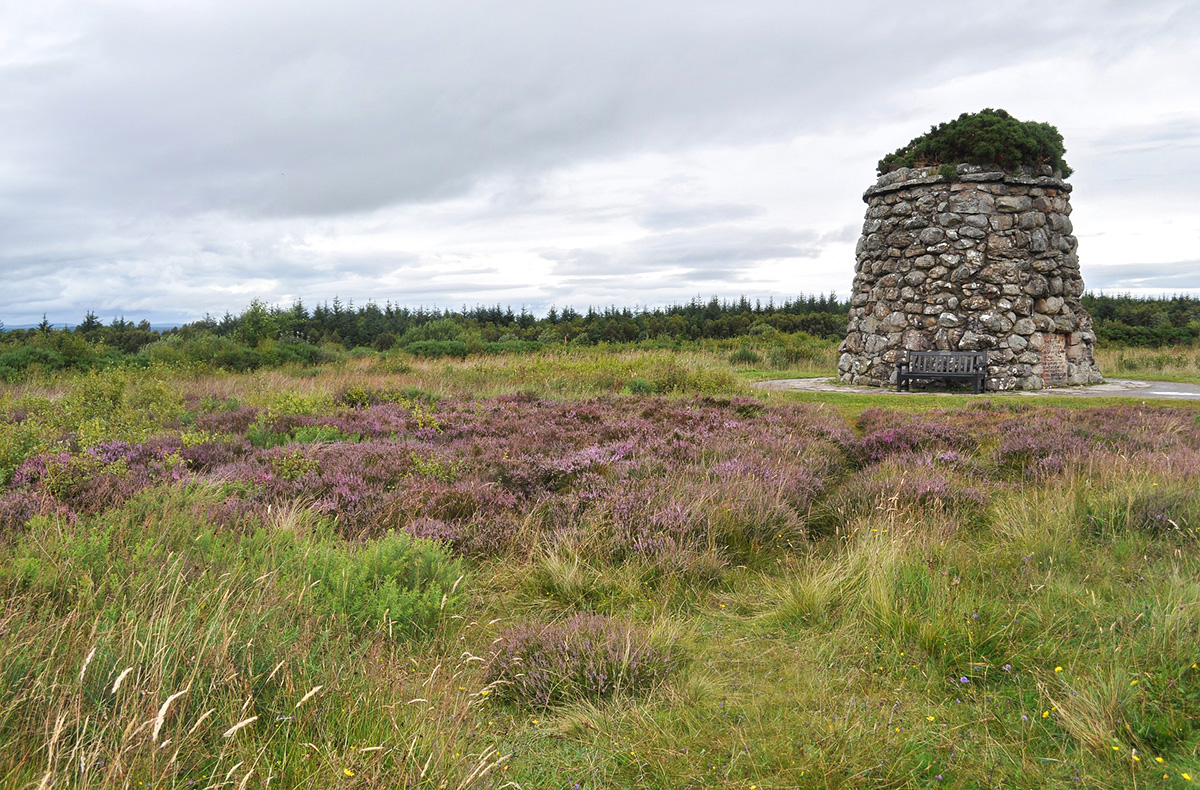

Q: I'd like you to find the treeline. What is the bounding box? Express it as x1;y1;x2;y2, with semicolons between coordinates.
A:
3;292;1198;381
1082;293;1200;346
196;294;850;349
0;296;847;380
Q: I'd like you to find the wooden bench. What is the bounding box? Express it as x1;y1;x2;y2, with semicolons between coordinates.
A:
896;350;988;394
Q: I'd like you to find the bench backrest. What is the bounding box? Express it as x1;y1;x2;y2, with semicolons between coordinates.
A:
906;351;988;374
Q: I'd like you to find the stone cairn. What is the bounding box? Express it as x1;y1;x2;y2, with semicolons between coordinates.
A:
838;164;1103;390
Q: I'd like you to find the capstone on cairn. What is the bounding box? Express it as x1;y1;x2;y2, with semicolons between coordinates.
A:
838;164;1103;390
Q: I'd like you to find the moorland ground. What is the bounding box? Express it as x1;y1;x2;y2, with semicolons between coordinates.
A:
2;346;1199;789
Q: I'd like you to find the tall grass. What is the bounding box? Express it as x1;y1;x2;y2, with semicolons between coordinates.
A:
0;487;488;788
1094;345;1200;383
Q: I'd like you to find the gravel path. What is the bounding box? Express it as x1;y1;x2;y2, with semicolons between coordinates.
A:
753;377;1200;400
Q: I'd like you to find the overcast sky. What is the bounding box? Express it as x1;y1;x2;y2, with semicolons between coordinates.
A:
2;0;1199;325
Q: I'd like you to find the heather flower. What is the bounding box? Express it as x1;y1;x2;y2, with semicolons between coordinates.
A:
0;490;44;536
11;440;188;515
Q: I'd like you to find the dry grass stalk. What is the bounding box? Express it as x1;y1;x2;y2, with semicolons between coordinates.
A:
110;666;134;694
186;708;216;738
295;685;323;709
453;747;512;790
266;659;286;682
222;716;259;738
35;715;67;790
78;646;97;682
153;687;190;743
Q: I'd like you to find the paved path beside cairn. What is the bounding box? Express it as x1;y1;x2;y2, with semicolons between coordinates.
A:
753;378;1200;400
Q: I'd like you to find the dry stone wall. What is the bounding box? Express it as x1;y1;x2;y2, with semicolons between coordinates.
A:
838;164;1103;390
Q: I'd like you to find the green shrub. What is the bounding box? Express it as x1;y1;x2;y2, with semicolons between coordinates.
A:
0;346;66;381
291;424;358;444
143;333;266;371
398;318;466;345
269;339;324;366
728;346;762;366
307;530;464;641
878;108;1072;176
246;417;290;449
404;340;468;359
766;332;826;369
269;449;319;481
0;419;41;485
623;377;655;395
483;340;544;355
338;385;440;409
409;451;463;482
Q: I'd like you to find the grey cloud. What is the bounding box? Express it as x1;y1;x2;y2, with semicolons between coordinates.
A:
542;226;824;278
1088;118;1200;153
820;224;861;244
1085;261;1200;292
1;1;1196;323
4;0;1141;219
635;203;766;231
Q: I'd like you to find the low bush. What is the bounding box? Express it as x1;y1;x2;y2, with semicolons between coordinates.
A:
483;340;544;354
336;384;440;409
483;612;678;708
728;346;761;366
0;346;67;381
623;377;655;394
404;340;469;359
302;528;464;641
291;424;359;444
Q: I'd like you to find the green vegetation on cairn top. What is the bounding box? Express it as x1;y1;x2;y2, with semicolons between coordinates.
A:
877;108;1073;177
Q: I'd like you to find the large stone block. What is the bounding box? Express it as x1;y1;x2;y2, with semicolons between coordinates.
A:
995;195;1033;212
948;190;995;214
